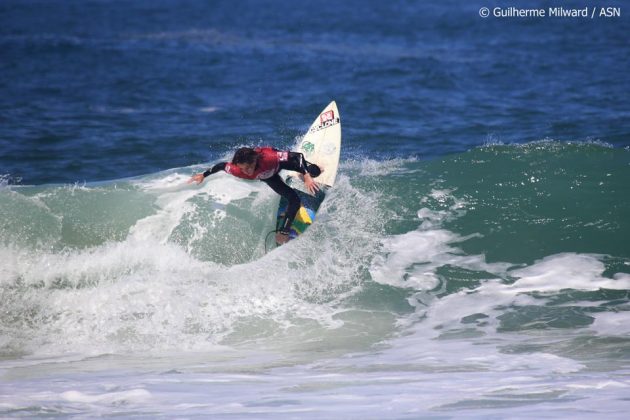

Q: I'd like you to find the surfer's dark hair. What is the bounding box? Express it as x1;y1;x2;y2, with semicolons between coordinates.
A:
232;147;258;165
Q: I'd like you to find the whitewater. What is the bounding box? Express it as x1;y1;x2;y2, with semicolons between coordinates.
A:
1;142;629;418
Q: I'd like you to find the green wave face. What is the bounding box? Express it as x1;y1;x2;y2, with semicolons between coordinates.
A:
1;142;629;360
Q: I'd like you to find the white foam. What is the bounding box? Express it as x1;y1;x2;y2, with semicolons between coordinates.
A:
370;227;510;291
135;172;191;191
566;381;629;390
509;253;630;292
429;188;452;202
129;171;261;243
2;156;630;418
590;312;630;336
404;251;630;340
339;157;417;177
0;166;391;356
371;183;630;345
61;389;151;404
370;229;453;289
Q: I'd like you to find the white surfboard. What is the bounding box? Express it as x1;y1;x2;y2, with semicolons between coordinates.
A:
274;101;341;243
287;100;341;189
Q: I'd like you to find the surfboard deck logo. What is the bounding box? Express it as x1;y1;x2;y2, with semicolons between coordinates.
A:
309;109;340;134
320;110;334;124
301;141;315;154
322;142;337;155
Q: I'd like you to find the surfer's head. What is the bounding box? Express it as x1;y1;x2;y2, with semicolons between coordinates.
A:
232;147;259;176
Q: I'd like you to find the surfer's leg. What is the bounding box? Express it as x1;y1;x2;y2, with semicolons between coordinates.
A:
263;174;301;232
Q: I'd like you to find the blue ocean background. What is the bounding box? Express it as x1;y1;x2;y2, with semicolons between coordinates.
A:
2;0;628;184
1;0;629;418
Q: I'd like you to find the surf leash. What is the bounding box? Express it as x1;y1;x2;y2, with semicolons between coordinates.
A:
264;229;278;254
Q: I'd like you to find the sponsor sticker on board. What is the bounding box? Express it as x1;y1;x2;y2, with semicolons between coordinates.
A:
301;141;315;154
322;142;336;155
320;110;334;124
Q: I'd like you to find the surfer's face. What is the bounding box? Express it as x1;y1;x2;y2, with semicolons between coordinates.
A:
236;162;255;176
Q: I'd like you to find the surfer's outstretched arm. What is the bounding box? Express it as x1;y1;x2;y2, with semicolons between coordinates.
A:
188;162;227;184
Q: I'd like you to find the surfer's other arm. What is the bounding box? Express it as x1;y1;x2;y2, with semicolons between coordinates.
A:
188;162;227;184
279;151;322;194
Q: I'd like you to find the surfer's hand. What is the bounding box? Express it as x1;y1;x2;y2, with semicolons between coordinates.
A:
304;174;319;194
188;173;205;184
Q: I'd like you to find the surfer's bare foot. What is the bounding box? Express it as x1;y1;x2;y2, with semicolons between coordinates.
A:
275;232;290;244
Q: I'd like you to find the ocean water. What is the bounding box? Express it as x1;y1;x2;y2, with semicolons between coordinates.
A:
1;0;630;418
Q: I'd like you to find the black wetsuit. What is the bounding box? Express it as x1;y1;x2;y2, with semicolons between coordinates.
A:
203;151;321;234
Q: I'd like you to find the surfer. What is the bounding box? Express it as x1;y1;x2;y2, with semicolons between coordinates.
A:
189;147;322;244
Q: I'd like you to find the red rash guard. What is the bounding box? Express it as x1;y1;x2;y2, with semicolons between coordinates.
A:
225;147;287;180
